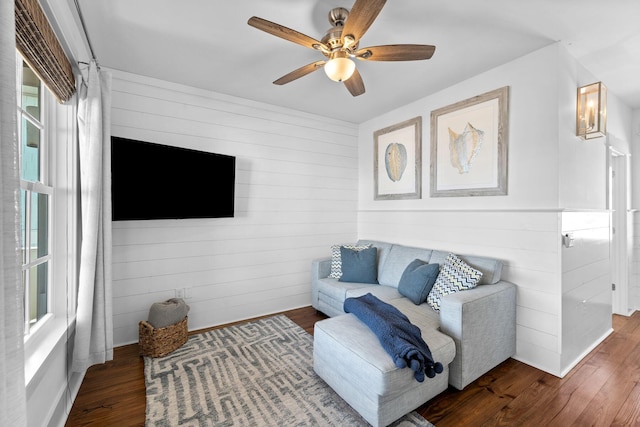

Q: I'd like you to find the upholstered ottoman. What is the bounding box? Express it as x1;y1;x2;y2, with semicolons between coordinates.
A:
313;309;456;427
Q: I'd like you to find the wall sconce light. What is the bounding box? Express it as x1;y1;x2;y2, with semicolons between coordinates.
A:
576;82;607;140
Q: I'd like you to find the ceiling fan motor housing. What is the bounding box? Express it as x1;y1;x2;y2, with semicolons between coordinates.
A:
322;7;358;53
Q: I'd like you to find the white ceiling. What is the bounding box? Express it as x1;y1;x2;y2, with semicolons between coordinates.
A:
75;0;640;123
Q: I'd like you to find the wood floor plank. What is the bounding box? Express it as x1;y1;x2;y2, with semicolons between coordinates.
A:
533;362;608;426
65;308;640;427
422;359;544;426
611;382;640;426
571;340;640;426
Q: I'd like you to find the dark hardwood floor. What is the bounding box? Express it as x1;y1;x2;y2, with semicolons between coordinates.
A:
65;307;640;426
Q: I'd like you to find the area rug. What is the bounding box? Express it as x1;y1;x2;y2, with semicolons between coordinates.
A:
144;314;434;426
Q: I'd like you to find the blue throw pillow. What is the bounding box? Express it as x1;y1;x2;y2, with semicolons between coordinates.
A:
398;259;440;305
339;246;379;284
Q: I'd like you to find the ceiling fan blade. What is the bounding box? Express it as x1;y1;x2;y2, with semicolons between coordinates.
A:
248;16;328;51
273;61;326;85
344;68;365;97
341;0;387;43
355;44;436;61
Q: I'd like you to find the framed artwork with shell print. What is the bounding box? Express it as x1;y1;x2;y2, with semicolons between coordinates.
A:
430;86;509;197
374;116;422;200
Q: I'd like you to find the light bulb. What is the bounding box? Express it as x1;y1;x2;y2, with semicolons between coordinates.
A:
324;52;355;82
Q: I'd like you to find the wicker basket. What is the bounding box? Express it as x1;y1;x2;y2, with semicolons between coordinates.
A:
139;316;188;357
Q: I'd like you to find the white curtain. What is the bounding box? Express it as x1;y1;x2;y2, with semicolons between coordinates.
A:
72;61;113;372
0;0;27;424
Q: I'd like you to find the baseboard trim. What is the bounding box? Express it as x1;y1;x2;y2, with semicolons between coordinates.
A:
511;355;561;378
50;370;85;427
559;327;614;378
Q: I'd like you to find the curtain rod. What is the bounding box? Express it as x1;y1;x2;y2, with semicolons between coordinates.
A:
72;0;98;65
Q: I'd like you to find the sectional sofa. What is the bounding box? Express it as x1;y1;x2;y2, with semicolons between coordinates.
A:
311;240;516;426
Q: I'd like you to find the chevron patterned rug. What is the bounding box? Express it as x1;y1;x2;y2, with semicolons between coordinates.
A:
144;314;434;426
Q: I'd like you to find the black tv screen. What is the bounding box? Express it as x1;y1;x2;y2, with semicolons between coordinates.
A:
111;136;235;221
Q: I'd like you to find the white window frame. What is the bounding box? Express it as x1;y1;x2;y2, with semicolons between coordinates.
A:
17;52;78;386
17;57;54;337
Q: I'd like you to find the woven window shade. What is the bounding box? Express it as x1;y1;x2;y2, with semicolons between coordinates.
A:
15;0;76;103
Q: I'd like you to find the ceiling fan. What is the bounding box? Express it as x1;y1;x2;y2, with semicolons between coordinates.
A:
247;0;435;97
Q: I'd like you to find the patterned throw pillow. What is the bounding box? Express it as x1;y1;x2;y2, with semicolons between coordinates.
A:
329;244;372;279
427;253;483;312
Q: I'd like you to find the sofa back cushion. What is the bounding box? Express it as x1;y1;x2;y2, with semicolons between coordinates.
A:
377;244;433;287
353;241;504;286
357;240;393;280
429;250;503;285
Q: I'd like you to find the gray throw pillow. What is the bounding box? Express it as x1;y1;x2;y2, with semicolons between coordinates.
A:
398;259;440;305
147;298;190;328
339;246;379;284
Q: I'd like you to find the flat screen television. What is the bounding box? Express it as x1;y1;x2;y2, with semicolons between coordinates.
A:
111;136;235;221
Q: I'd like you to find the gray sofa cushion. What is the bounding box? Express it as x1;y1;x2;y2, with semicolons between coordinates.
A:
430;250;503;285
316;277;371;302
377;244;433;287
314;314;455;396
345;284;402;302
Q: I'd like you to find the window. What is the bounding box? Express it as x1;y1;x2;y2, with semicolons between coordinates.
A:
18;58;53;336
17;51;77;385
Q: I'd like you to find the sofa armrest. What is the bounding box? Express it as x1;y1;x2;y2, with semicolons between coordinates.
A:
311;258;331;308
439;281;516;390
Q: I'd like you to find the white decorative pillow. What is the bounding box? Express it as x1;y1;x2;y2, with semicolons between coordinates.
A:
427;253;482;312
329;244;372;279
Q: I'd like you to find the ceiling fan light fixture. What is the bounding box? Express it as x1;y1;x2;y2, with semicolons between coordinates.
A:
249;0;436;97
324;51;355;82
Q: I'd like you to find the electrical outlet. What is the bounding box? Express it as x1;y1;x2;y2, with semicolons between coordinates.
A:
183;287;190;299
175;288;184;299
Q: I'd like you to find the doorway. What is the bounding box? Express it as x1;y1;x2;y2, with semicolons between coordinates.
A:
608;146;632;316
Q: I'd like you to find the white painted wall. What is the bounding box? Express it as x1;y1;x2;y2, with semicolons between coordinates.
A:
357;43;633;376
557;50;607;210
359;45;562;212
109;70;359;345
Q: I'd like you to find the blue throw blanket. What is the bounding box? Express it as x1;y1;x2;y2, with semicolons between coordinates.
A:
343;293;444;382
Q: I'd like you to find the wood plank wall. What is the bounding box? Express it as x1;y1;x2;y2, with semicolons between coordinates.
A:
109;70;359;345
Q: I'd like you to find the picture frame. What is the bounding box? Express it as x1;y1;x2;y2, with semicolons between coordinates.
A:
374;116;422;200
430;86;509;197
